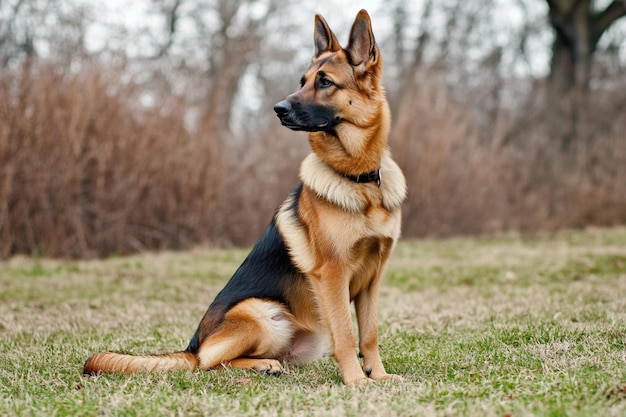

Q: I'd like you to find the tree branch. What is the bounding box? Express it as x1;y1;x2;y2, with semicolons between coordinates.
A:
546;0;577;16
546;0;578;41
591;0;626;44
154;0;182;58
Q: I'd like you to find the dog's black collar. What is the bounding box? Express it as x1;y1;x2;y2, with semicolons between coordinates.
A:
344;169;381;187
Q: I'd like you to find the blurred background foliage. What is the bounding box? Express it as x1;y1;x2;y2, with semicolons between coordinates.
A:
1;0;625;258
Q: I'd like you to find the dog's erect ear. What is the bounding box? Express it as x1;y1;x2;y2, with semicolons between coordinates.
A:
346;10;378;71
314;14;341;57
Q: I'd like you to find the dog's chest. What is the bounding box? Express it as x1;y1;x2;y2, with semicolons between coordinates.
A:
320;194;402;249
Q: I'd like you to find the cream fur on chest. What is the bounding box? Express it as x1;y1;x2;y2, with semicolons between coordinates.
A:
299;152;407;213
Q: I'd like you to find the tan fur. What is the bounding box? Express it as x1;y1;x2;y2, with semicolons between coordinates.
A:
83;10;405;386
83;351;197;374
272;10;406;384
196;299;296;370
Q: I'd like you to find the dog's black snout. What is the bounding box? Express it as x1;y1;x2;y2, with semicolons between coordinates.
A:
273;100;291;116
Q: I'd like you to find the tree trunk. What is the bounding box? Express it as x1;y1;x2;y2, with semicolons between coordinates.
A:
546;0;626;147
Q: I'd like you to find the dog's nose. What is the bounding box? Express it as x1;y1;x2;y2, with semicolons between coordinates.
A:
273;100;291;116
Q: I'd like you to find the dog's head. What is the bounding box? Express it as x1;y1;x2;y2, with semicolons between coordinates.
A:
273;10;384;133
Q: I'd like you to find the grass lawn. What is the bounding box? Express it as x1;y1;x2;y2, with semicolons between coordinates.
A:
1;227;625;416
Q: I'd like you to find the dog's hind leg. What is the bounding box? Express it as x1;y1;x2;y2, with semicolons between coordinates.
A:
196;298;295;372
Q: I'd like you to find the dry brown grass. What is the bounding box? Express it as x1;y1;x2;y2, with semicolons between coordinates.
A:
1;61;625;258
0;62;220;257
0;61;306;257
390;71;626;238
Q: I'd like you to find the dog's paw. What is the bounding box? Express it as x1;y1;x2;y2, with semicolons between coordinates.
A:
255;359;284;375
344;376;376;386
364;365;403;382
373;373;403;382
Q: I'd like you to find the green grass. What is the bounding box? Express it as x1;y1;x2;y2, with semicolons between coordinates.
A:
1;227;625;416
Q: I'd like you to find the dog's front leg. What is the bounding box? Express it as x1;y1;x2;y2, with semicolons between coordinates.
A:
354;240;401;382
355;282;400;381
354;281;384;378
310;265;368;385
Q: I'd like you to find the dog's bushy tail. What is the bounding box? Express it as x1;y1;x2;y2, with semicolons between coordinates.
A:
83;351;198;375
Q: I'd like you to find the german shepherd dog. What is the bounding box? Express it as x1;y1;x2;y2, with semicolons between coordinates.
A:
83;9;406;385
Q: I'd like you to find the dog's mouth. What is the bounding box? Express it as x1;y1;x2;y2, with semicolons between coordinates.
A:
279;120;330;132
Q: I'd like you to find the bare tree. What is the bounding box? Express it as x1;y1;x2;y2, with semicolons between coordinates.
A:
0;0;34;67
547;0;626;92
545;0;626;146
0;0;91;68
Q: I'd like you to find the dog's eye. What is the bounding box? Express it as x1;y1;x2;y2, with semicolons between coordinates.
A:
300;77;306;87
318;78;334;88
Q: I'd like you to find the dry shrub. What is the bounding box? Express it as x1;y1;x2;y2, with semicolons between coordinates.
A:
390;71;626;238
508;86;626;231
391;71;510;236
210;126;308;246
1;61;624;258
0;62;218;257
